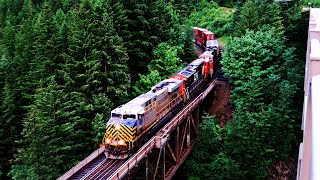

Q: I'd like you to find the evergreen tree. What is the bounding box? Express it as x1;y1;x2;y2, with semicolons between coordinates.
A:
9;76;109;179
172;0;198;18
92;0;131;105
185;115;243;179
0;14;24;180
64;0;130;105
0;81;18;179
123;0;182;81
133;43;184;95
9;78;62;180
0;0;8;29
23;3;56;100
221;29;299;178
234;0;283;37
234;0;258;36
107;0;130;48
179;26;197;64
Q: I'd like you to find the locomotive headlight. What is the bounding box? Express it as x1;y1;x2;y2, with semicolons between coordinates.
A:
105;138;111;144
114;123;121;130
118;139;125;145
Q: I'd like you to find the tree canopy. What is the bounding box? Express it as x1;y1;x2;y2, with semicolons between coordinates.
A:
0;0;200;179
185;0;306;179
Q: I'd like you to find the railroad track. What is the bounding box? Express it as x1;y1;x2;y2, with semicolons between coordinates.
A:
85;159;124;180
69;154;125;180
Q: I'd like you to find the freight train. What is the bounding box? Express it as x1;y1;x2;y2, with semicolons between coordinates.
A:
193;27;219;51
102;28;221;159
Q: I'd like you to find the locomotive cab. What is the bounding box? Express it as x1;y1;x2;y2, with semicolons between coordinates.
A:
205;39;219;51
103;106;143;159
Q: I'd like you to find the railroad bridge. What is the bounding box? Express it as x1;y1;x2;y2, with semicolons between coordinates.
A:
59;79;223;180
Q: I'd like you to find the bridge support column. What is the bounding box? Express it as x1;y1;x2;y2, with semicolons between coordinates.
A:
145;106;201;180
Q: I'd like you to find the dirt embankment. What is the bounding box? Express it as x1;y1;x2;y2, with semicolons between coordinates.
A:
207;81;232;127
195;44;232;126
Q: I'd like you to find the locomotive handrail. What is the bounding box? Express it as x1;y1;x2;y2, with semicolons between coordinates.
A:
133;94;183;142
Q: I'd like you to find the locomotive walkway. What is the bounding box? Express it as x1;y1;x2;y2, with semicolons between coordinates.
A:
296;8;320;180
59;79;222;180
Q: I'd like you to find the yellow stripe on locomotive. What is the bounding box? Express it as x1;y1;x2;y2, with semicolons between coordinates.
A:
103;120;137;150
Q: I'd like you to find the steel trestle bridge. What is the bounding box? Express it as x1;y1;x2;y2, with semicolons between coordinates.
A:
59;79;222;180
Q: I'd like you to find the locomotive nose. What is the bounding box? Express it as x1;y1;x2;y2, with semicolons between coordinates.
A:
114;123;121;130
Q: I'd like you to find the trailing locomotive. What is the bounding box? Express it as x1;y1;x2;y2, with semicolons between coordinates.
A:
102;31;221;160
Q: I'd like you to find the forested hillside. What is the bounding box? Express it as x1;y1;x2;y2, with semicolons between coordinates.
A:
0;0;308;179
0;0;205;179
184;0;308;179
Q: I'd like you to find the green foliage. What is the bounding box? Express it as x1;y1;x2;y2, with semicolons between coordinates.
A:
0;82;19;179
9;77;111;179
149;43;184;77
186;16;305;177
187;1;233;36
179;26;198;63
133;43;184;96
185;115;243;179
220;29;300;178
2;0;126;178
172;0;197;18
217;35;230;47
9;78;64;179
133;70;163;96
123;0;182;81
233;0;283;37
222;30;297;109
307;0;320;7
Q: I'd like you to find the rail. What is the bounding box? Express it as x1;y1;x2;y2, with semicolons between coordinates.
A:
58;146;105;180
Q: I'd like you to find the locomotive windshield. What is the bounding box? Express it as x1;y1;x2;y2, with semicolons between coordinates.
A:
206;40;215;47
111;113;122;119
123;114;136;119
206;40;219;48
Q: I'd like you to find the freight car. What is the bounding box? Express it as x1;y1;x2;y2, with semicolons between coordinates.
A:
193;27;218;50
102;42;220;160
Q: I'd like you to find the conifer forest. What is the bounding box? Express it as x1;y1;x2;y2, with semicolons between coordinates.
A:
0;0;309;179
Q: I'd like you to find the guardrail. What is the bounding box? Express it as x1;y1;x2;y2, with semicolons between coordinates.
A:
311;75;320;179
297;8;320;180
